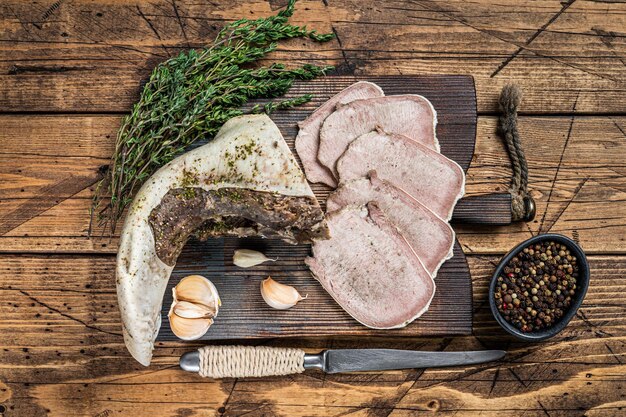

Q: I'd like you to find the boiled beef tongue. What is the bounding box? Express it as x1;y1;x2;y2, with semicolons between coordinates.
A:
297;83;467;328
116;114;328;366
317;95;439;178
295;81;384;187
326;173;454;277
336;130;465;221
306;203;436;329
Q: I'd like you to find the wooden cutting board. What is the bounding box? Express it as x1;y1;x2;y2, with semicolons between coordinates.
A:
157;75;478;341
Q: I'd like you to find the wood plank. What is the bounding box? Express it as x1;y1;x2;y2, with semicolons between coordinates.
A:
1;115;624;254
0;253;623;416
0;0;624;113
457;115;626;254
2;1;624;415
157;239;471;340
152;75;477;339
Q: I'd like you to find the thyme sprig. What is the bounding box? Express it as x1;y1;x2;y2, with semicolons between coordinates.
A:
92;0;333;234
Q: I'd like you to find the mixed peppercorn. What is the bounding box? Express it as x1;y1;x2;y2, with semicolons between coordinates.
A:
494;241;579;333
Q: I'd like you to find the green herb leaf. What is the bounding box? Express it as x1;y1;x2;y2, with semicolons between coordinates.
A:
91;0;333;235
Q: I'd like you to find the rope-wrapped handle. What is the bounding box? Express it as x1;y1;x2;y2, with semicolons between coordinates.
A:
198;345;305;378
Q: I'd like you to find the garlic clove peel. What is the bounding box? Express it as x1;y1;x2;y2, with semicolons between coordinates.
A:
171;300;214;319
260;276;306;310
233;249;276;268
169;315;214;341
174;275;221;312
168;275;220;340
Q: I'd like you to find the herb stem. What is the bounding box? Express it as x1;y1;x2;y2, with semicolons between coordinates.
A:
91;0;333;235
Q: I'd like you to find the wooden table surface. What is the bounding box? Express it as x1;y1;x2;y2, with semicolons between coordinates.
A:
1;1;625;416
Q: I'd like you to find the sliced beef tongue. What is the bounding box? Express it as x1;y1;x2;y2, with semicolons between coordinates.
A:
306;203;436;329
336;131;465;221
298;83;466;328
318;95;439;178
295;81;384;187
117;114;329;366
326;173;454;277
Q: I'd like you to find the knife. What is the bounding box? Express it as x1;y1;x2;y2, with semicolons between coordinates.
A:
180;345;505;378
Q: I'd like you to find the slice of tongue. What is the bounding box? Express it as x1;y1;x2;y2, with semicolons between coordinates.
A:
318;95;439;178
327;173;454;277
305;203;436;329
295;81;384;187
336;131;465;221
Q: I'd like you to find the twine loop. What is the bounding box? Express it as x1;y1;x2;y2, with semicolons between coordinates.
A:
498;84;535;222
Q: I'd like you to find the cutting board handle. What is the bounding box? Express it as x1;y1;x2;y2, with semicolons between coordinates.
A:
452;193;535;225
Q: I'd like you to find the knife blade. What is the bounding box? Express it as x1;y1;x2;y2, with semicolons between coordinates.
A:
180;347;505;377
309;349;506;374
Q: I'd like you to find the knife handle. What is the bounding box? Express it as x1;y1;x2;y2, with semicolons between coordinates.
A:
187;345;306;378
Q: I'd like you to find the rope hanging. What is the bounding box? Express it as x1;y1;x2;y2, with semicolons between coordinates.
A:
198;345;305;378
498;84;535;222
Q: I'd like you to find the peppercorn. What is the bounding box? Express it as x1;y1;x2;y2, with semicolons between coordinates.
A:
494;240;579;333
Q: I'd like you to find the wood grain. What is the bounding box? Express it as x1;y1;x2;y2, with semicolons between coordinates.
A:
452;193;513;225
158;239;472;340
0;0;624;113
1;115;624;254
0;253;624;416
1;1;625;416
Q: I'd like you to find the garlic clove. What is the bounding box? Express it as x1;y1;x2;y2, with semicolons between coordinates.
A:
260;276;306;310
168;314;214;341
233;249;276;268
172;300;214;319
174;275;221;315
168;275;220;340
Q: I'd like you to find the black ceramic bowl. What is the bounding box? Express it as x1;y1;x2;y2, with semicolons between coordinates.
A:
489;233;590;341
